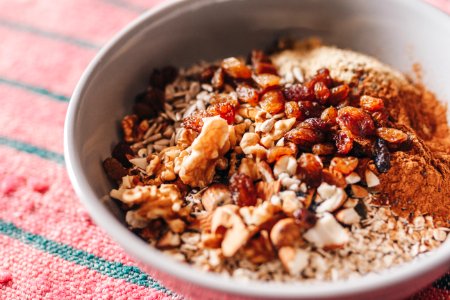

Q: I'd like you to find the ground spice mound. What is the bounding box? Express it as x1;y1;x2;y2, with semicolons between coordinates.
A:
272;40;450;226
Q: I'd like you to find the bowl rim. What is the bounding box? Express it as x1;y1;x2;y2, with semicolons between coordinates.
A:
64;0;450;298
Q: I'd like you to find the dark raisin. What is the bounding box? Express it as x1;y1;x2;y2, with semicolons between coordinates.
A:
298;101;325;121
298;118;330;132
149;66;177;89
374;138;391;173
229;173;257;207
293;208;317;229
112;142;134;167
103;157;128;181
134;87;165;118
200;66;216;82
283;84;314;102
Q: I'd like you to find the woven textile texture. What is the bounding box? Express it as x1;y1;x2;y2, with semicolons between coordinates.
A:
0;0;448;299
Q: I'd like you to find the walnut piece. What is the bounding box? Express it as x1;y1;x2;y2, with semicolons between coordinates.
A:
179;116;230;187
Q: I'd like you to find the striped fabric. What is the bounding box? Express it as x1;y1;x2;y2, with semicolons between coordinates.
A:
0;0;448;299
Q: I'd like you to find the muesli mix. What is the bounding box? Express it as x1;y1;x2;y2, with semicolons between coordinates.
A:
103;39;450;281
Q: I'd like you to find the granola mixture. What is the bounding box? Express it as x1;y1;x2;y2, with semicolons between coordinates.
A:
103;40;450;281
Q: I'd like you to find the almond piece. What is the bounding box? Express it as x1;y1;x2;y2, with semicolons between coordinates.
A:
351;185;369;198
304;213;349;248
270;218;301;248
278;247;309;275
201;183;232;212
365;169;380;187
335;208;361;225
316;184;347;213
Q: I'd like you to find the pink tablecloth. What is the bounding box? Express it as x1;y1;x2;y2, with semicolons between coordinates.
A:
0;0;448;299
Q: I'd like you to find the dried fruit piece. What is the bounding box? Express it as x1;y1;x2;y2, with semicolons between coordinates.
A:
283;83;314;102
297;153;323;187
298;101;325;121
253;74;281;90
212;67;225;89
371;110;389;127
320;106;338;126
236;84;259;105
334;130;353;155
312;68;333;87
312;143;336;156
284;101;301;119
328;84;350;105
254;62;278;75
284;127;324;148
103;157;128;181
112;142;134;167
322;169;347;188
229;173;257;207
330;157;359;175
293;208;317;229
360;95;385;112
149;66;178;89
298;118;329;132
133;87;165;119
208;102;236;124
200;66;216;82
221;57;252;79
337;106;376;137
376;127;408;144
374;138;391;173
313;81;330;104
182;103;235;131
260;90;285;114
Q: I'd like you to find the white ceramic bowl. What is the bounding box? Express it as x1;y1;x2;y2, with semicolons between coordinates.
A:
65;0;450;299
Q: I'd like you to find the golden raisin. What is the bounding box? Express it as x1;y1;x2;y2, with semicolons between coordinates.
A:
314;81;330;104
321;106;338;126
334;130;353;155
297;153;323;187
328;84;350;105
285;101;301;119
236;84;259;106
221;57;252;79
360;95;385;112
322;169;347;188
337;106;376;137
376;127;408;144
284;127;324;147
260;90;285;114
253;74;281;90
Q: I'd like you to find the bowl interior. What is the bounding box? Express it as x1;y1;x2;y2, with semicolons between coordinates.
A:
66;0;450;298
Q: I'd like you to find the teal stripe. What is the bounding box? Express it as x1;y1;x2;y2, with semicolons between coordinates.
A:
0;136;65;165
0;19;99;49
0;77;70;102
0;219;172;294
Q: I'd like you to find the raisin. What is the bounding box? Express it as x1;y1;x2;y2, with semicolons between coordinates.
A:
334;130;354;155
376;127;408;144
253;74;281;90
328;84;350;105
149;66;177;89
229;173;257;207
209;93;239;107
182;110;210;132
337;106;376;137
330;157;359;175
221;57;252;79
251;50;271;65
200;66;216;82
374;138;391;173
360;95;385;112
313;68;333;87
283;84;314;102
293;208;317;229
254;62;278;75
298;101;325;121
297;153;323;187
371;110;389;127
312;143;336;156
133;103;153;119
236;84;259;105
284;127;324;147
285;101;301;119
320;106;338;126
298;118;330;132
134;87;165;118
313;81;331;104
259;90;285;114
212;68;225;89
207;102;235;124
112;142;134;168
103;157;128;181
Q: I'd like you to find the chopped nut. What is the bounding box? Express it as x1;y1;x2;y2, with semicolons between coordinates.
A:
304;213;349;248
278;247;309;275
201;183;232;212
243;231;275;264
256;118;276;133
256;180;281;202
179;116;230;187
156;231;181;248
240;133;267;158
129;157;148;170
365;169;380;187
274;155;297;178
270;218;301;248
335;208;361;225
237;107;259;120
146;155;161;175
345;172;361;184
343;198;359;208
351;185;369;198
316;183;347;213
257;160;275;182
238;158;259;180
269;117;296;140
280;191;302;215
167;219;186;233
